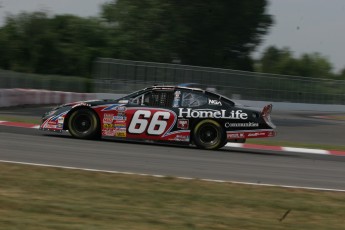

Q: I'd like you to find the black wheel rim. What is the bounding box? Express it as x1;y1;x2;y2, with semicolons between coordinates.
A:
72;113;92;133
199;124;219;144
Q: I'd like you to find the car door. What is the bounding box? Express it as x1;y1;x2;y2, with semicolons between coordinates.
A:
170;89;210;141
124;89;178;141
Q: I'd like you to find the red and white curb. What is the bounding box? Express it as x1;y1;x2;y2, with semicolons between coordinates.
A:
1;120;344;157
0;121;40;129
226;143;345;156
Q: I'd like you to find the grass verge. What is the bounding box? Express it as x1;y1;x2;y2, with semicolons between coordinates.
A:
0;162;344;230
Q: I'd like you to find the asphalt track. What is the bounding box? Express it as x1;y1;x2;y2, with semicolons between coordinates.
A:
0;106;345;191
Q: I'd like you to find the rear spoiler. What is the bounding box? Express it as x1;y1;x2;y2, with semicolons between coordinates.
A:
261;104;273;117
261;104;276;128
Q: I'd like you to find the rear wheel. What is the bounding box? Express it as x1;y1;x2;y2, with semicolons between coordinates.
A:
193;120;225;150
68;109;100;139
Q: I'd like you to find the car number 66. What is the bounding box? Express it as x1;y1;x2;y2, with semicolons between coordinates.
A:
128;110;171;135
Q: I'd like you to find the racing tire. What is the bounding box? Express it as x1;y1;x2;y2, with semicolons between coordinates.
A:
193;120;226;150
68;108;100;139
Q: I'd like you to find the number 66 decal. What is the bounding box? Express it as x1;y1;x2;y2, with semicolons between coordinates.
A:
128;110;171;135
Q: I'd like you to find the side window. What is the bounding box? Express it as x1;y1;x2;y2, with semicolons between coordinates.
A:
181;92;208;107
141;91;174;107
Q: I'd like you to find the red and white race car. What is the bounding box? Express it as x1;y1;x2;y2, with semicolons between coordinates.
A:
40;85;276;150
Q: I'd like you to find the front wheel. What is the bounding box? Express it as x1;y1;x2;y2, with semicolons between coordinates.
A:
193;120;225;150
68;108;100;139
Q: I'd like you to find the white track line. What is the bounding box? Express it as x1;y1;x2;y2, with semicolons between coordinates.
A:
282;147;329;155
0;159;344;192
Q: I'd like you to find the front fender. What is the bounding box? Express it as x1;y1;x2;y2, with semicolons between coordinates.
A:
40;105;73;131
63;105;95;130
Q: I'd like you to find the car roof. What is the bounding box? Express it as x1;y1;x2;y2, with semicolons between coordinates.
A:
146;85;203;92
145;85;235;105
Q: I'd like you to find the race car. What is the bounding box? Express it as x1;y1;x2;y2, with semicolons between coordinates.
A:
40;85;276;150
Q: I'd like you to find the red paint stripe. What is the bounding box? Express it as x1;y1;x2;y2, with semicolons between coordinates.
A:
0;121;39;129
329;150;345;156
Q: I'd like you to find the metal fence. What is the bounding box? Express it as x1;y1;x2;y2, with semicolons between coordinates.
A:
2;59;345;104
93;58;345;105
0;69;91;93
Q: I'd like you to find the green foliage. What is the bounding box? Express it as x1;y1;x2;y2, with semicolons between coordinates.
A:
256;46;336;79
253;46;345;103
1;162;345;229
0;1;272;76
1;1;343;82
0;12;111;77
102;0;273;71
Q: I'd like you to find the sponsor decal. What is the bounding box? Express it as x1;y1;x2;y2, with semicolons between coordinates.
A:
103;129;116;136
57;117;64;124
116;106;127;112
208;99;222;106
57;124;63;129
178;108;248;120
173;134;190;142
175;91;181;96
102;104;126;112
50;111;68;122
247;132;267;137
173;99;180;108
177;119;189;129
114;123;126;128
114;115;126;121
115;128;126;137
225;122;259;128
103;123;114;129
227;133;245;139
72;102;90;108
247;131;275;137
173;91;181;107
45;124;57;129
226;130;275;139
103;113;114;124
115;132;126;137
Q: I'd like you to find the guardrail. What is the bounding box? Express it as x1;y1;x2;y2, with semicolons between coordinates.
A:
0;69;92;93
93;58;345;105
2;59;345;105
1;89;345;112
0;89;95;107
